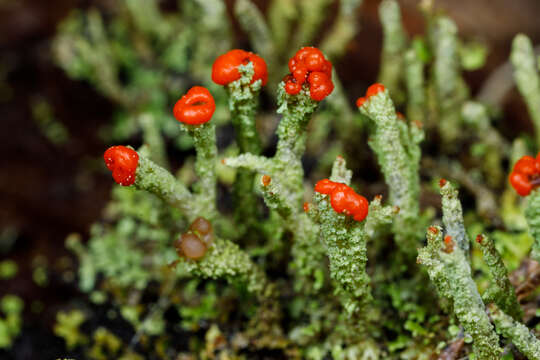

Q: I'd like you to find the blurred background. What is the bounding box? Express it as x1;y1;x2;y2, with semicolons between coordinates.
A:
1;0;540;358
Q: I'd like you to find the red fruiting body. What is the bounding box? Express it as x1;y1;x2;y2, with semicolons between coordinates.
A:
356;97;366;108
308;72;334;101
513;156;536;176
509;172;532;196
103;146;139;186
314;179;369;222
173;86;216;125
443;235;454;253
212;49;268;86
439;178;447;187
314;179;338;194
428;226;438;234
261;174;272;186
284;47;334;101
508;153;540;196
366;83;386;98
303;202;310;212
476;234;484;244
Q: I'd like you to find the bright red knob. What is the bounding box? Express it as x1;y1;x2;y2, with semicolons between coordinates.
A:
103;146;139;186
173;86;216;125
212;49;268;86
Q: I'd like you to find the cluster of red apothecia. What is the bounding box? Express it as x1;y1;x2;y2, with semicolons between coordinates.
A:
104;47;337;186
509;154;540;196
103;146;139;186
174;217;214;260
355;83;386;108
283;47;334;101
314;179;369;222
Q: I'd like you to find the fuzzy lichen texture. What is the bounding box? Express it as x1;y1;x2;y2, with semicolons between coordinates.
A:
378;0;407;103
360;89;423;257
134;153;196;219
511;34;540;147
179;238;267;297
488;303;540;359
225;62;263;231
525;189;540;263
477;234;522;321
440;181;470;255
313;190;371;321
224;85;324;292
430;16;468;146
275;86;318;205
417;227;502;359
186;123;218;219
320;0;364;60
404;48;425;125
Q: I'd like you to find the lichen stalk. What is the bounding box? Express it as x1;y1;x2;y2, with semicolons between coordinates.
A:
139;113;168;168
404;48;425;124
477;234;522;321
134;153;195;218
440;181;470;255
275;86;318;207
525;189;540;262
360;90;423;256
313;193;371;323
187;123;218;219
320;0;364;60
488;303;540;359
417;226;502;359
511;34;540;147
430;16;467;146
378;0;408;103
226;63;263;232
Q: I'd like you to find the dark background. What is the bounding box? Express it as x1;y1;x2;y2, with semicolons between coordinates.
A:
1;0;540;357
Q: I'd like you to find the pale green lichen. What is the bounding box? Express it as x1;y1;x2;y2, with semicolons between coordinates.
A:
488;303;540;359
320;0;364;60
360;89;424;257
440;181;469;254
477;234;522;321
378;0;408;103
429;16;468;145
404;48;425;124
224;63;263;230
417;226;502;359
525;189;540;263
511;34;540;147
178;238;268;297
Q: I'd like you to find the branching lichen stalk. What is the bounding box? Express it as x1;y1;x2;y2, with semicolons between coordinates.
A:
360;90;423;256
417;226;502;359
226;64;263;232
